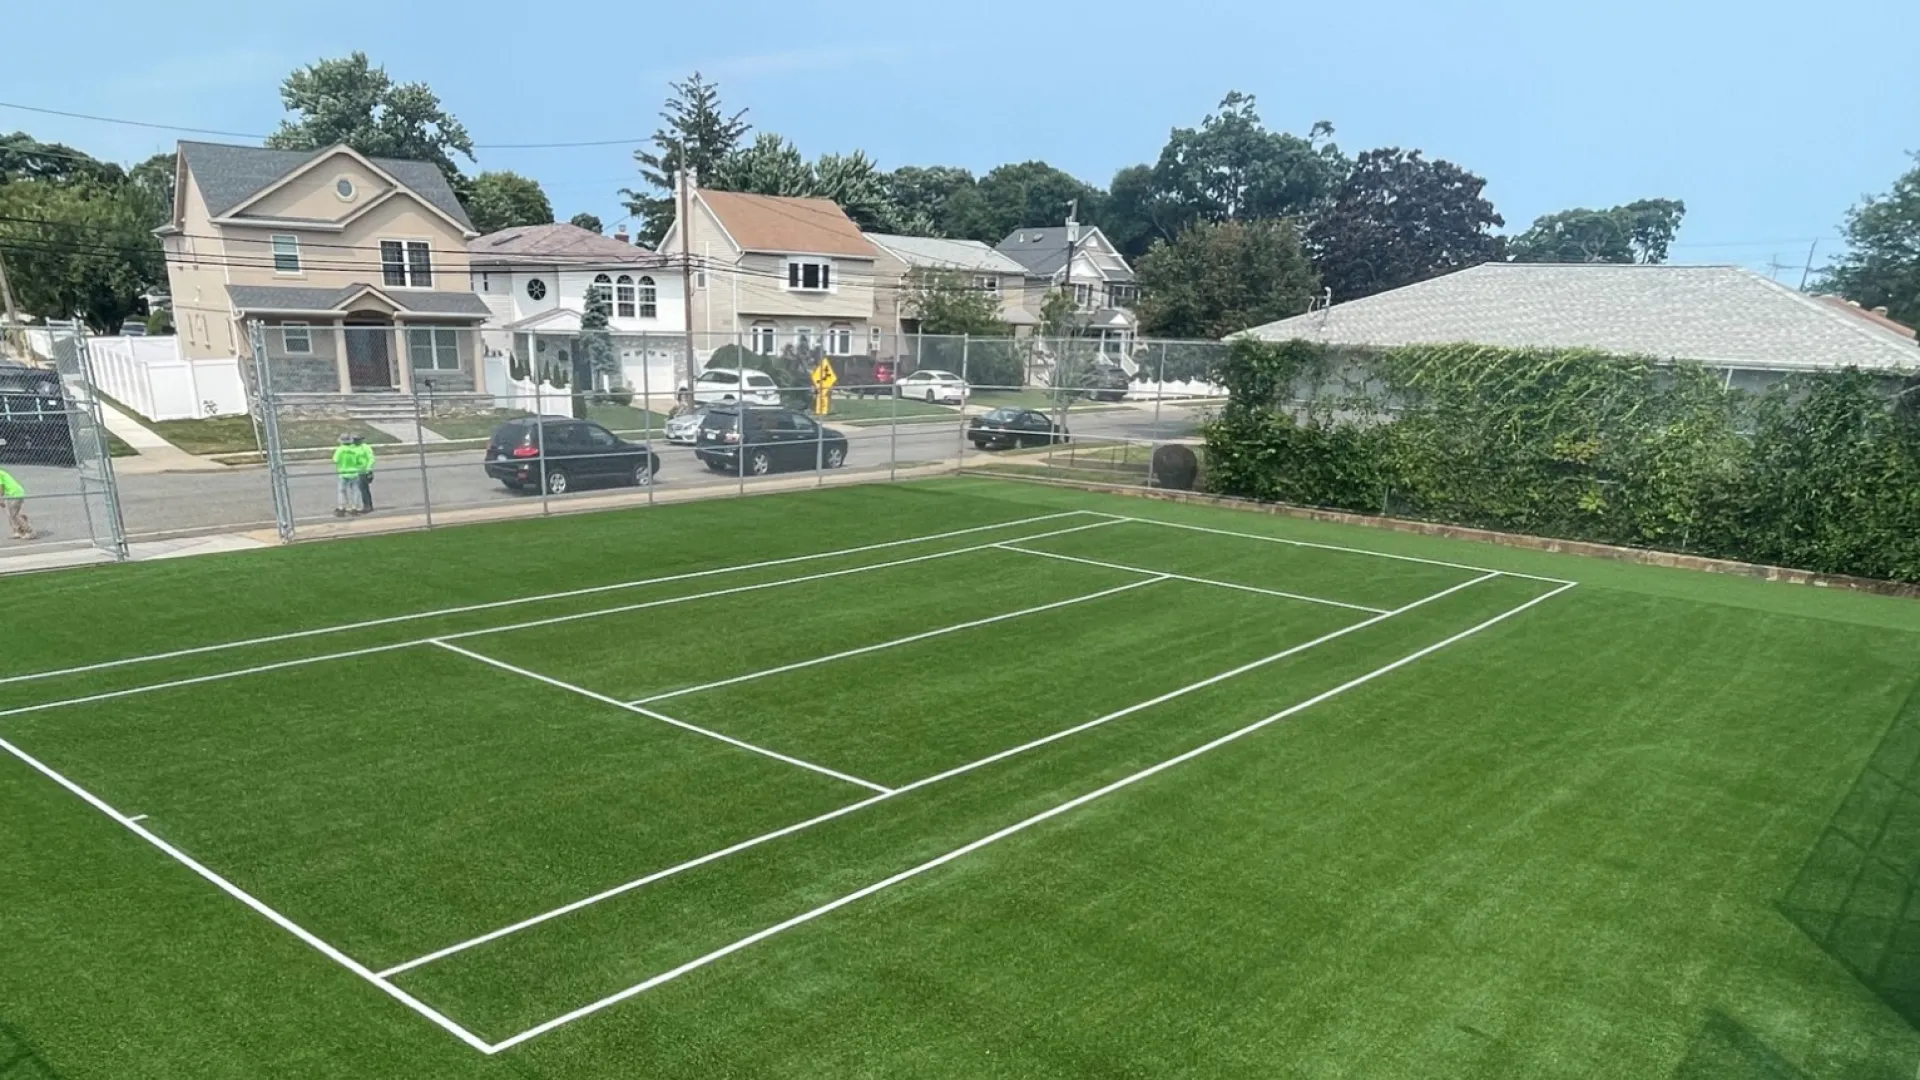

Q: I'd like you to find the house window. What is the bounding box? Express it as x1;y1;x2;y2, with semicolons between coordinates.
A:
1073;283;1093;306
271;234;300;274
591;273;613;310
281;322;312;354
407;241;433;288
334;177;356;201
792;326;815;353
382;239;433;287
636;275;657;318
786;259;831;292
407;327;461;371
526;278;548;301
694;268;707;289
1107;284;1137;307
614;275;636;318
827;324;853;356
976;276;999;295
749;322;777;355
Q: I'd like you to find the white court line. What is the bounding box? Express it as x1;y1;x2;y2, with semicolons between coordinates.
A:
127;813;148;822
0;511;1092;689
377;570;1499;979
630;575;1172;706
993;543;1390;614
430;642;894;795
0;732;494;1055
1108;514;1579;585
484;579;1579;1053
0;520;1125;723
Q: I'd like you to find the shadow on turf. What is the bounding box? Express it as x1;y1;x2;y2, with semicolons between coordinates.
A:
0;1021;64;1079
1780;682;1920;1030
1671;1011;1809;1080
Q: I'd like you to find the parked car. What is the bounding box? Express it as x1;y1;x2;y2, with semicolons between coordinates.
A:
664;404;708;445
0;363;75;466
894;369;967;405
1078;359;1130;403
682;367;781;406
482;416;661;494
694;405;849;476
968;407;1069;451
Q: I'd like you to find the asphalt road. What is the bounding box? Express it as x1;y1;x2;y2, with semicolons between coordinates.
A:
2;405;1205;550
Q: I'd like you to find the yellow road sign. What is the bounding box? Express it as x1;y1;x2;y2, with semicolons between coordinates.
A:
810;358;837;390
814;387;832;415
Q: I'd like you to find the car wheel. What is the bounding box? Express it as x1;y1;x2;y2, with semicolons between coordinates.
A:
544;467;570;495
748;450;772;476
925;389;936;404
825;446;846;469
632;460;654;487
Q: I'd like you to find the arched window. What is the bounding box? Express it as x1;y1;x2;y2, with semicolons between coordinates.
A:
614;274;636;318
636;275;658;319
590;273;613;310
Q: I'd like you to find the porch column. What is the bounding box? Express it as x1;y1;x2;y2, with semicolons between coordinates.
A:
332;318;350;393
393;321;412;391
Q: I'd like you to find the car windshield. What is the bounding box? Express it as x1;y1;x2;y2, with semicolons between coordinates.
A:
983;408;1023;422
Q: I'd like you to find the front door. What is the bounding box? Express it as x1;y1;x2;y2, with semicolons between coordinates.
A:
344;325;393;389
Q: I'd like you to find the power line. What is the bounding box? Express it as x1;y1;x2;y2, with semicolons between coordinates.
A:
0;100;645;150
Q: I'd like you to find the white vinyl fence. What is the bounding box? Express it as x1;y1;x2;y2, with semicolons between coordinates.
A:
84;336;247;420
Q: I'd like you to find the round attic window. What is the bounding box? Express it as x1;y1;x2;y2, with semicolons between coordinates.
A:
526;278;548;301
334;177;356;201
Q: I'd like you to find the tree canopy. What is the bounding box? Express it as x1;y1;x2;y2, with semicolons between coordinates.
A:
1149;94;1345;231
266;52;475;200
568;212;603;234
947;161;1103;244
1308;148;1504;302
1135;219;1319;338
466;171;553;234
1507;199;1687;264
901;268;1007;335
1822;153;1920;327
622;72;750;244
0;136;165;331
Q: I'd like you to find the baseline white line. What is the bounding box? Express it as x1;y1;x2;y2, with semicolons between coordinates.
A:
0;520;1126;723
429;642;894;795
377;570;1500;979
486;579;1578;1053
1107;514;1579;585
0;511;1092;689
630;575;1171;706
993;543;1389;614
0;733;494;1055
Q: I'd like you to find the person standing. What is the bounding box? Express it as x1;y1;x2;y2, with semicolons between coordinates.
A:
353;435;377;513
332;434;358;517
0;466;35;540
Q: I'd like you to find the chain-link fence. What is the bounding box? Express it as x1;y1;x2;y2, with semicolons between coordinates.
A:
0;322;127;569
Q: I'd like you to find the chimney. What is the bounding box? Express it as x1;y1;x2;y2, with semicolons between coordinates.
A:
613;225;630;244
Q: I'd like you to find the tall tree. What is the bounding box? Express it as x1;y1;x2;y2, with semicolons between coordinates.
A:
1150;94;1345;228
710;133;811;195
884;166;976;236
466;171;554;234
810;151;895;231
1507;199;1687;264
0;133;125;186
0;179;162;332
901;268;1006;335
568;212;603;233
266;53;475;198
1307;148;1504;302
949;161;1104;244
1823;153;1920;327
710;138;901;231
126;151;176;230
1134;219;1319;339
621;72;751;244
571;281;617;418
1102;163;1179;259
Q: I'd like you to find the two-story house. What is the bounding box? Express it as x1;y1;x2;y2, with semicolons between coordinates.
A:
867;233;1038;340
660;180;881;365
157;140;490;396
468;222;685;393
995;222;1139;355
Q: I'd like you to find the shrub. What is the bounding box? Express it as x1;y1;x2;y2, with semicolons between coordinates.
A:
1151;444;1200;490
144;308;174;336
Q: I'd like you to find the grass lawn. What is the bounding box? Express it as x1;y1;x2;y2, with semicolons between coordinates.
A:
137;413;399;456
4;478;1920;1078
584;402;673;437
817;393;955;422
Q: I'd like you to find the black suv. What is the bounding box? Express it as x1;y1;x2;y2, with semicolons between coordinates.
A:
0;363;76;466
483;416;661;494
694;405;850;476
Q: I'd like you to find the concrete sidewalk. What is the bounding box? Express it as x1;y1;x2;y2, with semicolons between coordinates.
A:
96;399;228;474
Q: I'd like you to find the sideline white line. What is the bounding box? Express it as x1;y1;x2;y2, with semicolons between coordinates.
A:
0;733;493;1055
631;575;1172;706
377;571;1499;980
485;578;1578;1053
0;511;1091;689
0;520;1126;723
429;642;894;795
994;544;1390;614
1111;515;1579;585
127;813;148;822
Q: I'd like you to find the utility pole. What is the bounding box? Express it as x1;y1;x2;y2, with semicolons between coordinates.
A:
679;166;698;395
1062;198;1079;318
0;248;21;360
1797;239;1821;292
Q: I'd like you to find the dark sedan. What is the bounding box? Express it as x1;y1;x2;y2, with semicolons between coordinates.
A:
0;364;76;466
968;407;1069;451
483;416;661;495
694;405;849;475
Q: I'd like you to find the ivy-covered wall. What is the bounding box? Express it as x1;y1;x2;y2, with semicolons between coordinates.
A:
1203;338;1920;583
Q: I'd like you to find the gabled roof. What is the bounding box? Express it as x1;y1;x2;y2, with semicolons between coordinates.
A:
1816;295;1917;341
178;140;474;231
696;189;876;258
994;226;1134;282
1245;263;1920;372
469;223;663;266
866;233;1028;275
225;283;490;318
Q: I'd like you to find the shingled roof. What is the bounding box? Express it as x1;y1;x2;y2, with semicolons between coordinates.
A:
177;141;474;231
469;223;663;266
1246;264;1920;372
696;190;876;257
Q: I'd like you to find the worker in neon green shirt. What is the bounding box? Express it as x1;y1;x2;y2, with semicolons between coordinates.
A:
0;467;34;540
351;435;376;513
332;434;361;516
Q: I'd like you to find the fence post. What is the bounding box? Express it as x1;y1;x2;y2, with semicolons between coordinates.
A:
641;331;655;507
955;334;970;472
72;326;129;560
412;384;433;530
536;411;550;517
887;360;898;483
248;321;296;543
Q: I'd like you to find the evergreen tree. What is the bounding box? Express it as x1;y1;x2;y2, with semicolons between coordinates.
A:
621;73;750;245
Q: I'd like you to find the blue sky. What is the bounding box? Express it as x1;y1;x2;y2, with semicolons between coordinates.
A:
6;0;1915;277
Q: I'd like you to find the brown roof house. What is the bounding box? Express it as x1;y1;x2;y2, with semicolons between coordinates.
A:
658;176;882;365
157;140;490;398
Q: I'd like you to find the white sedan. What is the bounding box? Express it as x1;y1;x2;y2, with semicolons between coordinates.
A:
894;369;968;405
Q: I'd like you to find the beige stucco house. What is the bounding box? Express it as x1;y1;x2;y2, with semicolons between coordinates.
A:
157;140;490;396
659;181;881;362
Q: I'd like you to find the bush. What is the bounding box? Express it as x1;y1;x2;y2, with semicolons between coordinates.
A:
144;308;174;336
706;343;765;371
603;384;634;408
1151;444;1200;490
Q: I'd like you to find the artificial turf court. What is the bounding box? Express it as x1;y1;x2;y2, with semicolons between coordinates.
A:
4;480;1920;1078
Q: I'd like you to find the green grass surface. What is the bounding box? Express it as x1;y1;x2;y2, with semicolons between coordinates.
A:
4;479;1920;1078
144;414;397;455
817;394;955;421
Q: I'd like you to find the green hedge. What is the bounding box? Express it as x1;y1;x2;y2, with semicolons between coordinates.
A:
1203;338;1920;582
